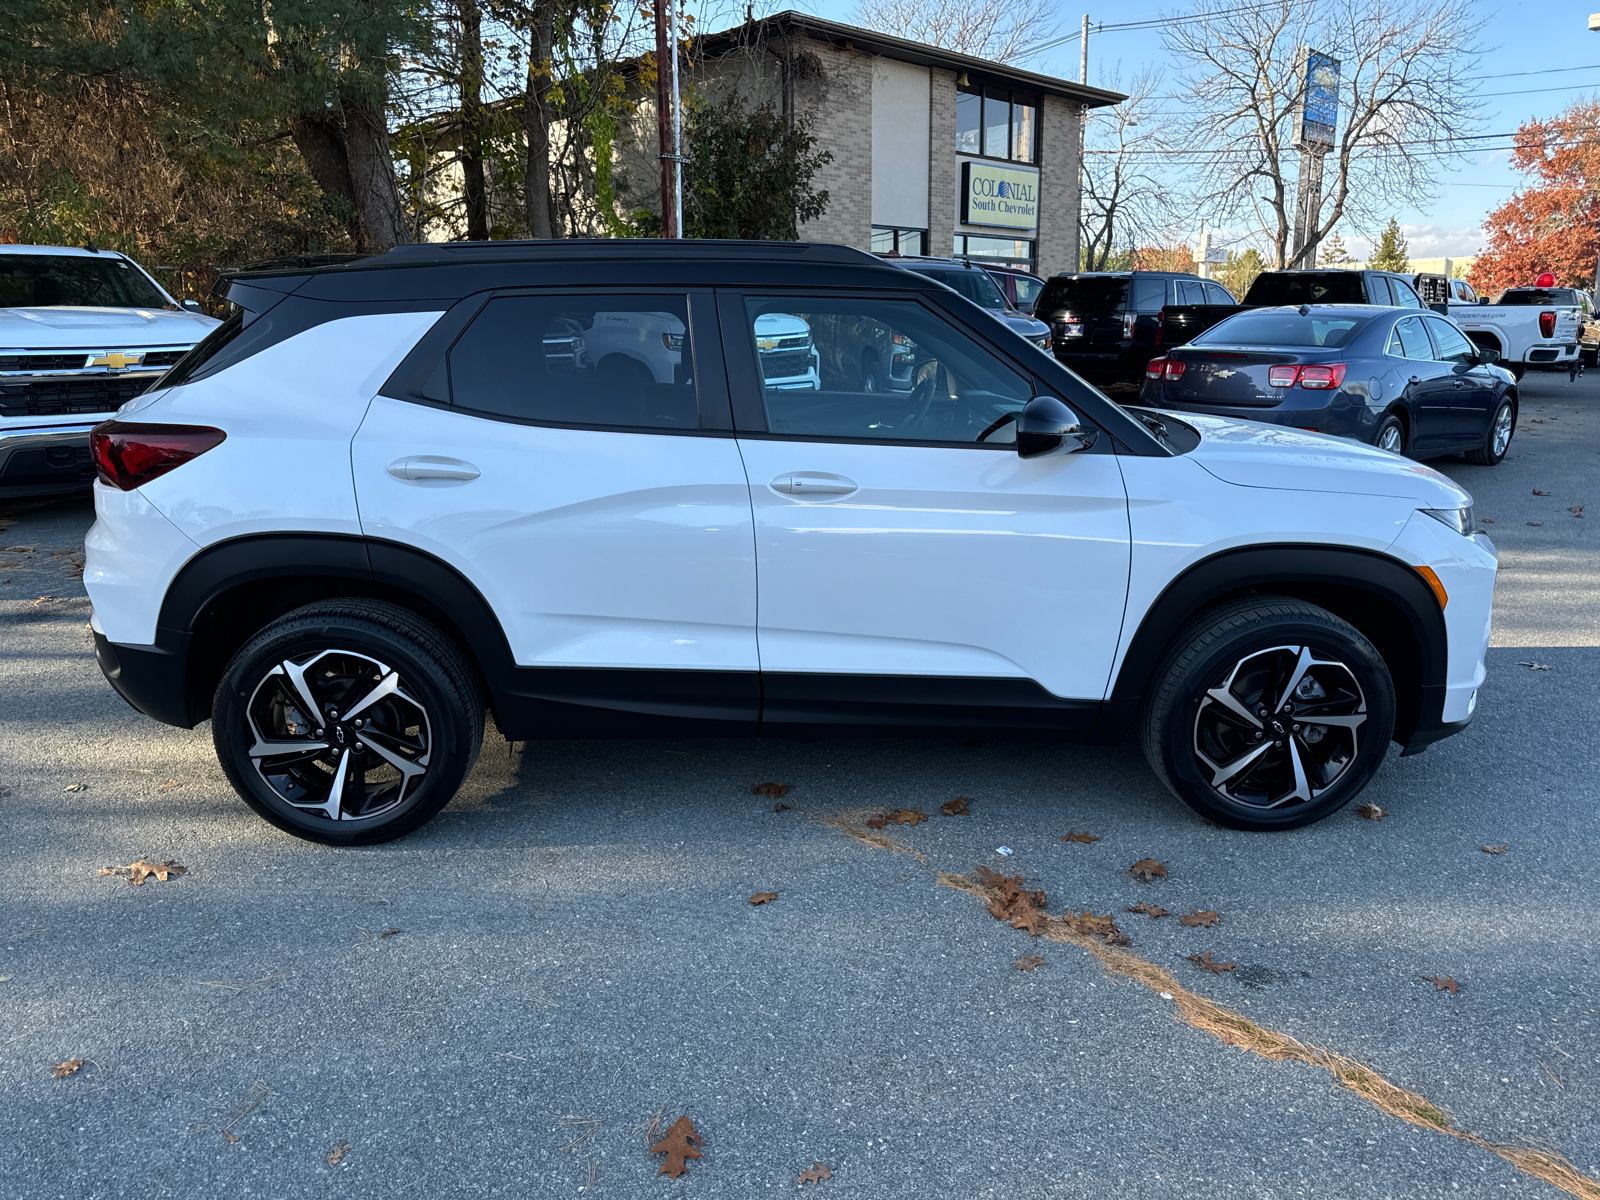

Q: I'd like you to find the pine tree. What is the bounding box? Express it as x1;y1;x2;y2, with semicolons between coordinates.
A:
1319;233;1355;267
1369;218;1410;272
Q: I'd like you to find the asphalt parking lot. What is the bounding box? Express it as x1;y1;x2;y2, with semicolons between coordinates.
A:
2;372;1596;1200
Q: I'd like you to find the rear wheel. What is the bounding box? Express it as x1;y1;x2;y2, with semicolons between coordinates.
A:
1374;413;1406;454
1140;597;1396;831
1464;396;1515;466
212;600;484;845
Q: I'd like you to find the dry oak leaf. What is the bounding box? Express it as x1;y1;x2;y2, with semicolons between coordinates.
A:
1013;955;1046;972
941;797;971;816
1481;845;1507;855
865;814;889;830
1180;910;1221;928
325;1140;350;1166
1189;951;1234;974
1355;803;1388;821
221;1130;240;1144
1421;975;1461;995
888;808;928;827
799;1161;833;1184
773;803;791;812
1011;907;1050;936
52;1059;84;1078
751;782;788;798
1129;858;1168;882
1127;902;1169;919
1061;830;1100;844
101;859;188;885
651;1115;705;1179
748;892;778;906
1062;910;1130;945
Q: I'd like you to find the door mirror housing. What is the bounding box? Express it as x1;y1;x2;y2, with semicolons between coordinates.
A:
1017;395;1098;458
1476;346;1501;365
181;299;205;314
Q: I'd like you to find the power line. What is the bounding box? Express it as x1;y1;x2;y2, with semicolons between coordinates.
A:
1023;0;1294;54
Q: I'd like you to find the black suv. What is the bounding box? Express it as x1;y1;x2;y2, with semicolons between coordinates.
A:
1036;270;1234;385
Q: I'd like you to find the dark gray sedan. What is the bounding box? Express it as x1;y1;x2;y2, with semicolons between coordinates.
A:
1137;304;1517;464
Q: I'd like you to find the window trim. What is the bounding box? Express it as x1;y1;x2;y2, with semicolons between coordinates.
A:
957;82;1040;165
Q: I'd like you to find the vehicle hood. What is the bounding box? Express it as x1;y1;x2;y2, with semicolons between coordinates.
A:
754;312;811;339
998;311;1050;339
1165;411;1471;506
0;306;220;349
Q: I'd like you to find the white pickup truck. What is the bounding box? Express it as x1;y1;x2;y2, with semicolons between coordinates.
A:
1449;280;1582;378
1;244;219;497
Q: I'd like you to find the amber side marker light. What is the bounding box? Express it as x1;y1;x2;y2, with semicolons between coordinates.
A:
1414;565;1449;609
90;421;227;492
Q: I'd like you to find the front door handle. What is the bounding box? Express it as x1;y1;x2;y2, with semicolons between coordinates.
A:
387;455;481;482
769;472;859;497
1452;379;1465;388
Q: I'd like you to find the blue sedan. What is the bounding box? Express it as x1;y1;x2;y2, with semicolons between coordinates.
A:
1137;304;1518;464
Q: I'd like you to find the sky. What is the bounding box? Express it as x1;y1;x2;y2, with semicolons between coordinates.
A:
785;0;1598;262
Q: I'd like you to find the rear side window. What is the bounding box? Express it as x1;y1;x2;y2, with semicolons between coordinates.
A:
1244;273;1366;306
1174;280;1206;305
1389;277;1423;307
1195;310;1370;348
1036;276;1129;314
1132;277;1166;310
1367;276;1395;305
1203;282;1235;304
447;295;699;429
1387;316;1433;359
155;311;244;389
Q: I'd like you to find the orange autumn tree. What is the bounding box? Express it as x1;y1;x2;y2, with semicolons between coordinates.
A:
1133;246;1197;273
1470;101;1600;296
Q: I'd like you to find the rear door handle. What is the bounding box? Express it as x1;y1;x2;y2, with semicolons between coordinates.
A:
769;472;859;497
387;455;481;482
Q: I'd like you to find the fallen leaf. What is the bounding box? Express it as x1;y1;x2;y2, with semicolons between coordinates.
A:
1061;830;1100;844
1011;907;1049;936
101;859;188;885
749;892;778;905
1189;951;1234;974
50;548;75;558
1518;661;1551;670
221;1131;240;1144
1127;902;1169;919
651;1115;705;1179
378;927;402;938
1129;857;1167;882
1420;974;1460;995
1533;488;1550;495
31;595;57;606
5;545;36;553
1571;506;1585;517
1013;955;1046;972
1061;910;1131;945
865;814;889;830
773;803;791;812
325;1140;350;1165
52;1059;84;1078
159;780;181;789
941;797;970;816
1180;910;1221;928
887;808;928;826
799;1161;832;1184
62;783;86;792
1481;845;1507;855
1355;803;1388;821
1481;518;1494;524
752;782;788;798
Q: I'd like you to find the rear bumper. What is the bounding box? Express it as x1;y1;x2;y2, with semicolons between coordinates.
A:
0;423;98;496
1135;389;1377;441
1053;343;1154;382
93;628;200;728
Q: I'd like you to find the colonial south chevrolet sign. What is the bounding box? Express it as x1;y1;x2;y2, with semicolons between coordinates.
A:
962;161;1040;232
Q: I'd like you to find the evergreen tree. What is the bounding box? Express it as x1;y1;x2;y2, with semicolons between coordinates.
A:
1215;248;1264;298
1369;218;1410;272
1319;233;1355;267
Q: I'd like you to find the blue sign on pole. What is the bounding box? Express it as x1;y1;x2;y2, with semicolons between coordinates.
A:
1295;49;1340;150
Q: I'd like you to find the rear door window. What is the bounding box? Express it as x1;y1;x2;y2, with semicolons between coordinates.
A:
1175;280;1206;305
1131;277;1166;311
1389;277;1423;308
1367;276;1395;306
1388;316;1434;359
1203;282;1235;304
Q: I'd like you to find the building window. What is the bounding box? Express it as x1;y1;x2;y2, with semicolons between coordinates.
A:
873;226;928;256
954;234;1035;272
957;83;1038;164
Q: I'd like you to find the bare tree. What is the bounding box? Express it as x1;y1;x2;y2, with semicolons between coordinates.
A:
1080;71;1180;272
1164;0;1481;268
853;0;1058;63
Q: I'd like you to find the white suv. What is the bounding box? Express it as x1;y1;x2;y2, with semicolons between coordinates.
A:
84;241;1496;845
1;245;219;496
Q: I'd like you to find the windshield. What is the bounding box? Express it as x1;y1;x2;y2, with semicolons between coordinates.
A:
910;266;1010;310
1195;310;1371;348
1244;273;1366;306
1496;288;1579;306
1035;276;1129;314
0;254;171;309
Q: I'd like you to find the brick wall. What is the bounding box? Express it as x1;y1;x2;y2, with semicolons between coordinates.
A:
791;39;873;250
1036;95;1083;278
927;68;957;257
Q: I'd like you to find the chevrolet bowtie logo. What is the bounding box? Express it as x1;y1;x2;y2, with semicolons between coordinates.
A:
756;338;779;350
90;351;143;369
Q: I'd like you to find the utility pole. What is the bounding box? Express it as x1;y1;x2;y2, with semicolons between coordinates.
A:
1079;14;1089;83
654;0;680;237
670;0;683;237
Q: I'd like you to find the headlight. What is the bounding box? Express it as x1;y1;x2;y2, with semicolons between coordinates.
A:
1420;505;1475;536
1035;334;1052;350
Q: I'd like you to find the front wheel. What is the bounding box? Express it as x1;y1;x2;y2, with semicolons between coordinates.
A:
212;600;484;845
1140;597;1396;831
1464;396;1515;466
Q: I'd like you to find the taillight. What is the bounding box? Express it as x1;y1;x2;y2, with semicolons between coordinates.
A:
1539;310;1556;338
1154;308;1165;346
1123;312;1136;339
1268;365;1299;387
90;421;226;491
1145;357;1167;381
1164;359;1186;380
1297;364;1347;390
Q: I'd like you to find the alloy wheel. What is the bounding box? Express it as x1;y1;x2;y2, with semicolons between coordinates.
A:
1191;644;1367;811
1377;423;1403;452
244;649;432;822
1492;404;1513;457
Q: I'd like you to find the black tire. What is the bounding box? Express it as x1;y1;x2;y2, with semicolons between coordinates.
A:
1140;597;1396;831
1373;413;1407;455
860;352;883;392
1509;363;1527;381
212;599;484;845
1584;347;1597;369
1464;395;1515;466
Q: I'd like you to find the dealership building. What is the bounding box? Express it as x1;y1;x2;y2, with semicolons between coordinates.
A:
684;13;1126;277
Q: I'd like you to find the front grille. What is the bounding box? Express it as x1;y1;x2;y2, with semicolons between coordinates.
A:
760;350;813;378
0;354;90;372
0;375;156;419
140;350;187;367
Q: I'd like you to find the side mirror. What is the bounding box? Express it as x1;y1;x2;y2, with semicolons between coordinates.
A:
1017;395;1098;458
1477;346;1501;364
181;299;205;313
1478;296;1490;305
1428;301;1449;316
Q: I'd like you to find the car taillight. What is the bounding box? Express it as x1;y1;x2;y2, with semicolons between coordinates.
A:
1539;310;1556;338
1297;364;1347;389
1123;312;1136;338
1268;365;1299;387
1145;357;1167;381
1164;359;1186;380
90;421;226;491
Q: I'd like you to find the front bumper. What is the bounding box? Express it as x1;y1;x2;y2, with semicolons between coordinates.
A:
0;423;99;496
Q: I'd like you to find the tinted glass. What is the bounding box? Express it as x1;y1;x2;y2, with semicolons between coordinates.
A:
1195;311;1370;348
983;90;1010;158
0;254;171;309
1244;272;1366;305
1203;282;1236;304
1424;317;1476;364
1175;280;1205;305
1132;277;1167;311
1036;276;1129;314
1367;275;1395;305
1011;100;1036;161
1389;316;1433;359
156;311;244;389
1389;277;1423;307
909;265;1009;310
743;297;1032;444
1497;288;1579;305
448;295;698;429
1011;275;1044;310
956;89;980;155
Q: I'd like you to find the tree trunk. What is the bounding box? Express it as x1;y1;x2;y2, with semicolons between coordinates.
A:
290;113;365;249
458;0;489;240
290;97;411;253
523;1;557;239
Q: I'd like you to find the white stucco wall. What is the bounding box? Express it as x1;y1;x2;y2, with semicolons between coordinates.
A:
870;58;931;231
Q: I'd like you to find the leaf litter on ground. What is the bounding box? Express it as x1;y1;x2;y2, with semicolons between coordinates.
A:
751;782;788;798
1421;975;1461;995
1180;910;1221;928
99;859;187;885
1481;845;1507;855
941;797;970;816
1129;858;1168;882
1356;803;1388;821
52;1059;84;1077
1014;955;1046;972
651;1115;705;1179
1189;951;1234;974
799;1161;832;1184
1062;830;1100;844
748;892;778;905
1127;902;1168;919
